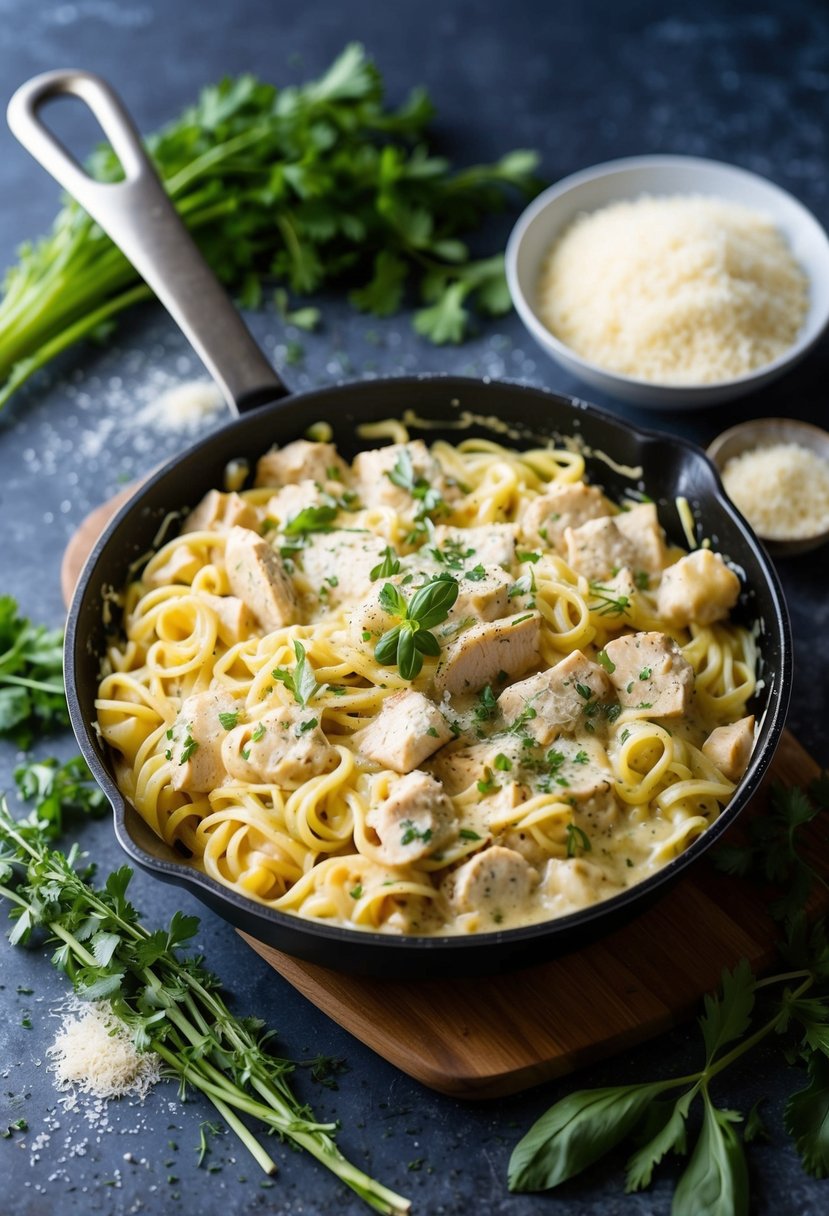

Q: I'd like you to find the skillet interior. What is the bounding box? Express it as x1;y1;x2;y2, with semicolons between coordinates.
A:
65;375;791;977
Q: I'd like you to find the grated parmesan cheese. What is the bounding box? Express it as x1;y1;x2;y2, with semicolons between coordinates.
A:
47;1000;161;1102
721;442;829;539
133;379;224;433
538;195;808;384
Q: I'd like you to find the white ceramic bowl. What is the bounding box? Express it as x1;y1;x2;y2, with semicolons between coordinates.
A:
505;155;829;409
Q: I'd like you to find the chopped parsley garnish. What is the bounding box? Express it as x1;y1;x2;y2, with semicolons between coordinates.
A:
426;726;439;737
476;766;498;795
474;685;498;721
635;570;650;590
400;819;433;846
511;613;534;625
459;828;482;841
620;727;631;743
218;711;239;730
517;551;541;563
575;682;593;700
494;753;513;771
596;650;616;674
387;449;446;525
639;667;652;681
508;571;535;599
573;750;589;765
180;729;198;764
349;885;363;900
251;722;266;742
272;640;326;706
430;538;475;569
588;583;631;616
296;717;319;735
361;629;372;642
283;504;338;535
465;563;487;582
565;822;591;858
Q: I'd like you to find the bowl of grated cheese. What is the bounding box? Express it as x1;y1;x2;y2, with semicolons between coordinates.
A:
707;418;829;556
506;156;829;409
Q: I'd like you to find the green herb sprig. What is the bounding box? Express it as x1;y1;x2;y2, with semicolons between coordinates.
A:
14;755;106;839
0;596;67;745
0;44;540;409
0;798;409;1214
374;574;458;681
272;640;326;706
508;777;829;1210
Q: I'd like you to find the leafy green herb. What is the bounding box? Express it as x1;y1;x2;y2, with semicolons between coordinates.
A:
251;722;266;742
14;755;106;839
400;820;432;847
196;1121;222;1168
387;449;447;530
370;546;401;580
635;571;650;590
349;885;363;900
508;572;535;599
219;710;240;730
639;667;652;682
459;828;482;841
588;583;631;617
430;538;475;569
2;1117;28;1138
493;753;513;772
465;564;487;582
0;799;409;1214
510;776;829;1211
0;45;540;409
573;751;589;765
272;640;326;706
477;767;498;796
474;685;498;723
0;597;67;745
180;730;199;764
596;650;616;675
516;551;541;564
283;504;338;535
374;575;458;681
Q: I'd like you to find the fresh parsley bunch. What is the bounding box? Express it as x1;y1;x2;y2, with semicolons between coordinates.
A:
508;778;829;1212
0;596;67;745
0;44;541;409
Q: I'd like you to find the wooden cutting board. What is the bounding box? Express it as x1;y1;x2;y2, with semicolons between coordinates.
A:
64;497;824;1099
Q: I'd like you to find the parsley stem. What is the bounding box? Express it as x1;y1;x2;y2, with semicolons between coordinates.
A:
0;673;65;695
704;975;813;1084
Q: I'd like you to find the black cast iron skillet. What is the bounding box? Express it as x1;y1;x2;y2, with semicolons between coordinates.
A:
8;72;791;978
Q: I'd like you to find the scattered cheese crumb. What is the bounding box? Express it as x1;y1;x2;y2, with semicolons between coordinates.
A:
134;380;224;433
538;195;808;384
722;441;829;539
47;1000;161;1102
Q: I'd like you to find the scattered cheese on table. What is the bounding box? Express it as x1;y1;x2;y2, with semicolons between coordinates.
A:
721;441;829;539
47;999;161;1101
538;195;808;384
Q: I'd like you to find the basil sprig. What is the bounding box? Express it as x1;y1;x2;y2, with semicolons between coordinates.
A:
374;574;458;680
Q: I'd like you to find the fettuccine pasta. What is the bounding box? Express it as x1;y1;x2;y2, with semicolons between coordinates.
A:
97;424;756;935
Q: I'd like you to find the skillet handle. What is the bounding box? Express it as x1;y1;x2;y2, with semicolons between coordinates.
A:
7;70;289;414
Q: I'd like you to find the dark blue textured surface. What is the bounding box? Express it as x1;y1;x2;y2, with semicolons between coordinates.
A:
1;1;828;1213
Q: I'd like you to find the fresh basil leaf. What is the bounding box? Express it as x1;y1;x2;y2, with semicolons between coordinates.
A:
784;1052;829;1178
283;504;338;535
374;626;401;666
292;640;324;706
508;1080;675;1192
396;626;422;681
672;1095;748;1216
412;629;441;657
407;575;459;630
369;545;401;580
378;582;407;618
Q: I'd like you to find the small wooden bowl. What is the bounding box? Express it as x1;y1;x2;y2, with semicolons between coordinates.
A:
707;417;829;556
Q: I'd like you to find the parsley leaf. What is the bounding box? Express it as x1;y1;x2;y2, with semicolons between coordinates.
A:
0;596;67;745
272;640;325;706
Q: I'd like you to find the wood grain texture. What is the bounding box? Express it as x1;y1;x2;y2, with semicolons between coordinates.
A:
61;480;146;608
243;732;824;1099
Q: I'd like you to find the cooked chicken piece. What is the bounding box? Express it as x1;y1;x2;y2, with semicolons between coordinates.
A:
143;544;201;589
520;482;611;551
365;771;457;865
352;440;455;513
222;706;337;787
603;631;694;718
224;526;298;631
541;737;615;801
432;737;526;795
543;857;620;907
443;846;537;917
657;550;741;628
565;517;639;582
497;650;612;743
198;593;253;647
182;490;260;534
348;595;396;650
169;689;237;793
431;523;517;569
255;439;348;487
447;564;512;624
357;690;453;773
264;480;325;527
299;531;388;605
702;715;755;782
614;503;668;574
434;611;541;696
